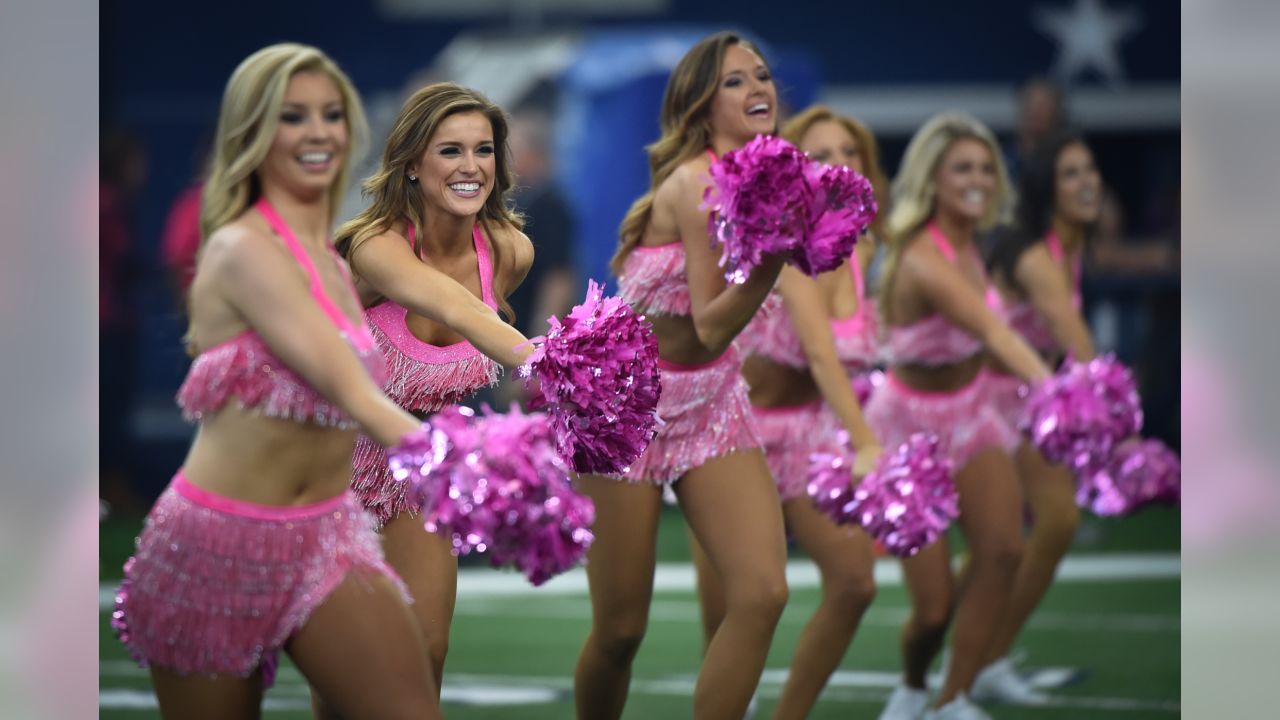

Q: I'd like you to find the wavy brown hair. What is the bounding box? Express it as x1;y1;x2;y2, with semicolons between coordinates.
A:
336;82;522;321
610;31;770;275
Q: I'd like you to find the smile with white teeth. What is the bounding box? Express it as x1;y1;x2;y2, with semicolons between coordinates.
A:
962;189;986;205
449;182;482;196
298;152;332;164
747;103;770;116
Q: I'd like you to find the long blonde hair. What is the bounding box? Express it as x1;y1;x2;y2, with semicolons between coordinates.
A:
189;43;367;351
610;31;769;275
199;43;368;242
880;111;1010;317
336;82;522;321
780;105;889;240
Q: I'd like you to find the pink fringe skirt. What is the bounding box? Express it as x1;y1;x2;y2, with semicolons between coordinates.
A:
865;369;1019;469
112;472;408;686
984;370;1029;434
753;401;842;501
622;348;761;485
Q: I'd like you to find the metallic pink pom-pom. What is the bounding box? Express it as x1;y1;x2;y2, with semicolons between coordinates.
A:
1078;439;1181;516
391;406;595;585
470;408;596;585
806;430;858;520
852;369;885;407
703;134;810;284
792;162;877;276
520;280;661;475
1022;355;1143;474
809;433;957;558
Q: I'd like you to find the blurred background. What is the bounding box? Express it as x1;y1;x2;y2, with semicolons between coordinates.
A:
98;1;1181;718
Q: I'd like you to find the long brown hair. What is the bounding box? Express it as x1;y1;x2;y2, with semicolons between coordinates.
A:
336;82;522;321
780;105;889;240
610;31;769;275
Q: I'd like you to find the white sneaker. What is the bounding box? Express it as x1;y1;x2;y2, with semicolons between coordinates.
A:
879;683;930;720
971;656;1049;705
923;694;992;720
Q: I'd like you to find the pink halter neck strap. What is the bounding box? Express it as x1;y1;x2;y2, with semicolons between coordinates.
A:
254;198;363;339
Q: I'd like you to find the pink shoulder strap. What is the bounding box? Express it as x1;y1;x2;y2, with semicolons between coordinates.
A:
472;222;498;310
255;198;360;337
405;220;497;310
925;222;957;262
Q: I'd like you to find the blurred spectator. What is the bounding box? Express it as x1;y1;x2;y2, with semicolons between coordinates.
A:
1006;77;1067;181
489;83;580;407
159;131;212;313
1089;184;1178;274
506;83;578;338
100;128;148;513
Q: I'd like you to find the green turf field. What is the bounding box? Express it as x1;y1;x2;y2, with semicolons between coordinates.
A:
100;507;1180;718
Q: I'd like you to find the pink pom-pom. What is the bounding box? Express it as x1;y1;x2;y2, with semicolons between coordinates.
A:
852;370;885;407
470;408;596;585
809;433;957;558
390;406;596;585
703;134;810;284
1022;355;1143;473
521;280;661;475
806;430;859;520
792;162;877;276
1078;439;1181;516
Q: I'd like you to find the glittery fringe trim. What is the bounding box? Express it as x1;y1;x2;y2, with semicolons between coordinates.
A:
617;245;692;316
177;335;360;429
112;486;406;682
753;403;842;500
350;434;412;528
621;351;761;484
984;371;1029;433
375;333;502;412
864;371;1019;467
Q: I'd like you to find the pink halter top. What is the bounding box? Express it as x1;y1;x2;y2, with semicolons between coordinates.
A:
739;258;881;372
616;149;722;317
885;223;1004;366
177;199;385;429
364;222;502;413
617;240;691;316
1004;230;1083;353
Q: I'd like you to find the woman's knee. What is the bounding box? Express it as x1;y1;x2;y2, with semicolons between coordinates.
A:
1033;501;1081;548
592;610;650;664
976;532;1025;575
825;567;877;614
726;570;789;623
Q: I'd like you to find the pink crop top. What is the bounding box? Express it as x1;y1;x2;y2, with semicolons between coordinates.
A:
885;223;1004;366
1004;231;1083;353
177;199;385;429
616;149;723;317
617;240;691;316
739;258;881;372
364;222;502;413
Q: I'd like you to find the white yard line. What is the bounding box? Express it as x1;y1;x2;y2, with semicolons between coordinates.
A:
99;552;1179;609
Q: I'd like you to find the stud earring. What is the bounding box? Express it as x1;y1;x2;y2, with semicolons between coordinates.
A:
408;174;418;183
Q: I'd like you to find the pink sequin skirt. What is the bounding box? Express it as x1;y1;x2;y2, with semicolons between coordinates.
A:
984;370;1029;433
112;472;408;686
753;401;842;501
621;348;761;485
865;370;1019;469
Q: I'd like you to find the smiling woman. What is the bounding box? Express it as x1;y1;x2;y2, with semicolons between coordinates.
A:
330;81;541;713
